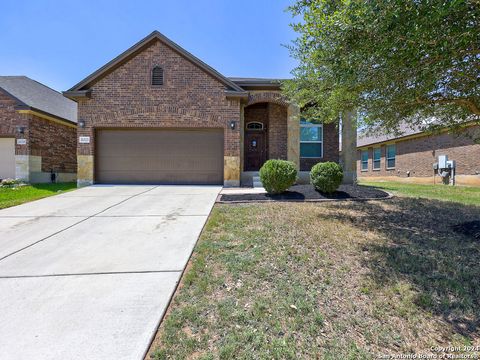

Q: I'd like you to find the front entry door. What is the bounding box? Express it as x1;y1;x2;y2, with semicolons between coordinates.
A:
244;131;266;171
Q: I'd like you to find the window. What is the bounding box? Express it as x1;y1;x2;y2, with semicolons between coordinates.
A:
386;144;396;169
151;66;164;86
373;147;381;170
246;122;264;130
300;119;323;158
361;150;368;171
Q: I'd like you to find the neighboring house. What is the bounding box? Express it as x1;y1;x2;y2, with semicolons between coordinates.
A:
0;76;77;182
357;123;480;186
64;31;339;187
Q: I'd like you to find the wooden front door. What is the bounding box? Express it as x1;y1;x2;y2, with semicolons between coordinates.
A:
244;131;266;171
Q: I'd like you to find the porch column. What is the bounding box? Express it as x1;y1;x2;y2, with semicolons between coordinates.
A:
287;103;300;169
341;109;357;184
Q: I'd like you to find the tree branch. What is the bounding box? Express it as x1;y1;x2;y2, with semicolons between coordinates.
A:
416;97;480;116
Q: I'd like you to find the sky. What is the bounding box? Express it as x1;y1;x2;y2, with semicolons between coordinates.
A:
0;0;298;92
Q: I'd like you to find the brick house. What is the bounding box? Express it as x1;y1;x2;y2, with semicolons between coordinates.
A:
357;123;480;186
0;76;77;182
64;31;339;187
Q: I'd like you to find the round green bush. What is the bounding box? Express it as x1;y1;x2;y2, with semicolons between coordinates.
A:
310;162;343;193
259;160;297;194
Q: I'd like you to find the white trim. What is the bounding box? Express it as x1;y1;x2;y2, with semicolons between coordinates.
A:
361;150;369;172
386;144;396;170
300;122;323;158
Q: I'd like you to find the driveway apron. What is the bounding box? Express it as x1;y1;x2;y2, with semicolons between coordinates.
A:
0;185;220;360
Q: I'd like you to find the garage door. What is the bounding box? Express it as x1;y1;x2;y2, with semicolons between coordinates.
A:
95;129;224;184
0;138;15;180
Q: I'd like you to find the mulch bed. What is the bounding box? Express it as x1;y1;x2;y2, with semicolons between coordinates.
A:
219;184;390;203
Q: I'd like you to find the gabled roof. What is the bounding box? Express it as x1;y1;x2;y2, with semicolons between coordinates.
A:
66;30;245;94
0;76;77;123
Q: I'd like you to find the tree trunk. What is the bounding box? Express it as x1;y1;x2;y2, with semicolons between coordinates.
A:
341;110;357;184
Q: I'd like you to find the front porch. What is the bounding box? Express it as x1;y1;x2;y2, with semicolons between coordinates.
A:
239;91;300;186
238;91;339;187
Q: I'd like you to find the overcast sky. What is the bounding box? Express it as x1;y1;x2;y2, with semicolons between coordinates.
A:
0;0;298;91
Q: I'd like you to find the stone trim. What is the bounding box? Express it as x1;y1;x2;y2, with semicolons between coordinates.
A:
224;156;241;187
77;155;94;187
14;155;30;181
287;104;300;169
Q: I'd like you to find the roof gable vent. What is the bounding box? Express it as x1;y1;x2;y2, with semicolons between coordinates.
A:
152;66;164;86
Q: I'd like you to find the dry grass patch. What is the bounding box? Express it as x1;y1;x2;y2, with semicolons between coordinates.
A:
149;197;480;359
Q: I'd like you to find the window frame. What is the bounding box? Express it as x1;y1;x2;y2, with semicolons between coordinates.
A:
386;144;396;169
300;121;323;159
372;147;381;171
246;121;264;131
361;150;369;172
151;66;164;86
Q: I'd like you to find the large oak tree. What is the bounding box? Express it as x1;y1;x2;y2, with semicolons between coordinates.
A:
283;0;480;134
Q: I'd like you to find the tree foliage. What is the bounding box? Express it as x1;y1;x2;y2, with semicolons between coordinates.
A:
283;0;480;133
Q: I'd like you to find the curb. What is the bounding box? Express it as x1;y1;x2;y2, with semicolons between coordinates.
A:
216;191;394;204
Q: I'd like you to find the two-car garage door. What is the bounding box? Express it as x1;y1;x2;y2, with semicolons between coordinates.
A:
95;129;224;185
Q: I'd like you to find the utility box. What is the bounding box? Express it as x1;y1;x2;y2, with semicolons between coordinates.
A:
438;155;448;169
446;160;455;169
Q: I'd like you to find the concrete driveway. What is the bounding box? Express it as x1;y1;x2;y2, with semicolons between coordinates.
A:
0;185;221;360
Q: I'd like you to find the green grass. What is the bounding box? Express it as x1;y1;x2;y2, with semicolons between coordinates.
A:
0;182;77;209
360;180;480;206
149;198;480;359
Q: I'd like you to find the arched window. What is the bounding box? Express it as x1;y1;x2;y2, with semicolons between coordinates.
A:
151;66;164;86
246;122;264;130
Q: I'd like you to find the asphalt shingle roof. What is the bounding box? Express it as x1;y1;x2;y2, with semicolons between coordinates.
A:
357;122;423;147
0;76;77;123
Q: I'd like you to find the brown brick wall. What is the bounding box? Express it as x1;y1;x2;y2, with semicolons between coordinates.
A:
0;91;29;155
244;103;268;128
357;125;480;178
77;39;241;161
0;91;77;174
300;122;339;171
268;103;287;160
29;115;77;173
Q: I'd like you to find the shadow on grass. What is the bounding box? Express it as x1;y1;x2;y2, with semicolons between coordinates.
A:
319;197;480;338
28;182;76;191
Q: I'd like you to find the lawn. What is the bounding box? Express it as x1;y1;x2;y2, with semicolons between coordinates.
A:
360;180;480;206
149;196;480;359
0;183;77;209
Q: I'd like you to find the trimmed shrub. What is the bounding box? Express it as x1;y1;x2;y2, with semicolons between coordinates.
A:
259;160;297;194
310;162;343;193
